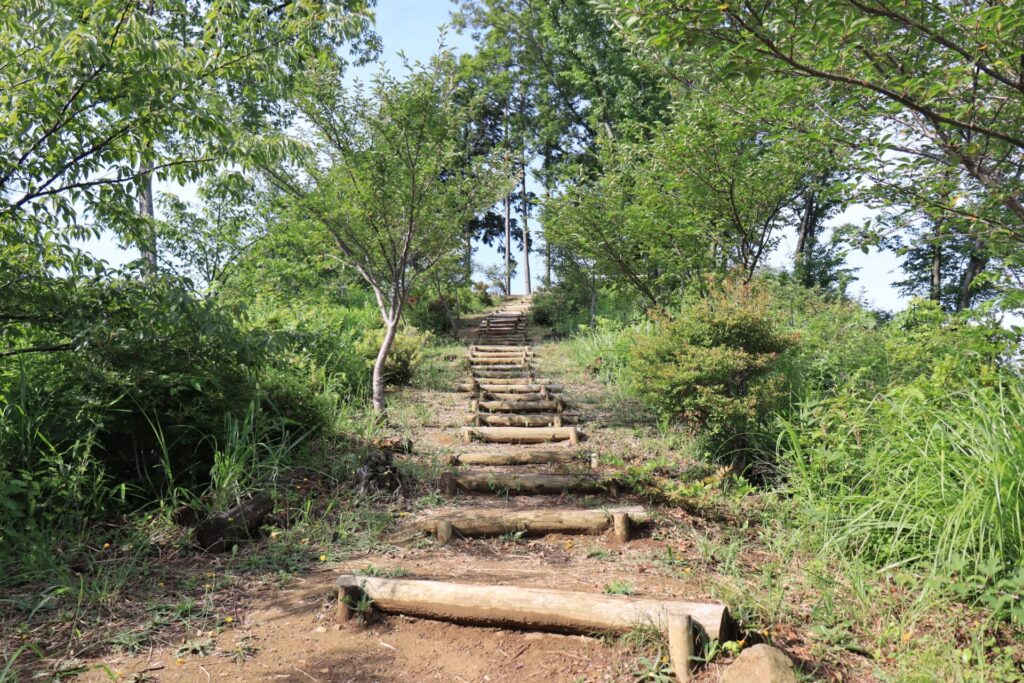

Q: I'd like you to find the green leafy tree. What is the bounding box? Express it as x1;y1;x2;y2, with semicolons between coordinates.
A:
605;0;1024;307
266;54;511;413
157;173;267;291
545;79;845;303
1;0;377;358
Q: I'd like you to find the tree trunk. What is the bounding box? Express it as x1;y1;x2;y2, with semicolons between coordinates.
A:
929;217;945;302
956;238;987;311
545;241;552;288
521;168;531;295
137;166;158;272
372;315;401;414
504;95;513;296
588;272;597;328
504;195;512;296
519;82;531;294
794;189;815;286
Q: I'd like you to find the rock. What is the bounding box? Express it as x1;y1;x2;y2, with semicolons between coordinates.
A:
720;644;797;683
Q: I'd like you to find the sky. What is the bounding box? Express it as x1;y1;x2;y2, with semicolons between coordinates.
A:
86;0;911;312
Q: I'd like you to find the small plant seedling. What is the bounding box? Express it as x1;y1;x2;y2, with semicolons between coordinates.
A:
224;636;259;663
603;580;634;595
633;653;674;683
176;637;214;658
499;529;527;544
587;548;611;560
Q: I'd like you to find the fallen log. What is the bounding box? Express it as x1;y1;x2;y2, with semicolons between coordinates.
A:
335;575;731;641
462;426;579;444
465;413;580;427
194;492;273;553
420;505;649;540
440;471;616;495
449;450;579;466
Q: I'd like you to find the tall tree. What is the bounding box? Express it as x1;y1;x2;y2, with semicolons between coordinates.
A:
266;54;510;413
0;0;377;358
606;0;1024;307
545;79;845;302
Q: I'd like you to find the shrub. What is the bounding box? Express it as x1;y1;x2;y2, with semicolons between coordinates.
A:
356;325;430;386
627;279;795;463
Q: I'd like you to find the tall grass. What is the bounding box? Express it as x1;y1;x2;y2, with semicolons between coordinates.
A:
780;378;1024;578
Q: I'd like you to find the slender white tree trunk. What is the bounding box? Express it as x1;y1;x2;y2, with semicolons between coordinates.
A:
521;167;531;295
372;314;401;415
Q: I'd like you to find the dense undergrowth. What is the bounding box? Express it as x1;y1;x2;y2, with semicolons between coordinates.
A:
0;268;487;676
0;262;487;585
535;275;1024;677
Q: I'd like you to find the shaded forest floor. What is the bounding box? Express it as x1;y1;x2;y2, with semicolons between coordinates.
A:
3;308;985;682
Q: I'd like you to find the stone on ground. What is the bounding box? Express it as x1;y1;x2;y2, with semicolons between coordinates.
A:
720;644;797;683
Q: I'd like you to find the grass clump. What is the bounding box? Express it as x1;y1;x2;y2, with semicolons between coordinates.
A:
781;379;1024;602
603;580;635;595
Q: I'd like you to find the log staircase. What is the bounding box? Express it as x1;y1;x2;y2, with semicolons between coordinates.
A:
337;295;730;681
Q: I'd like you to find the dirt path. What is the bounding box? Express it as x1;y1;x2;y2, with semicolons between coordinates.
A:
75;298;810;682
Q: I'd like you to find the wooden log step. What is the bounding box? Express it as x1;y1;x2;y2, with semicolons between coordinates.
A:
455;383;562;394
471;371;535;379
462;426;579;444
480;391;553;402
469;362;532;370
470;352;529;357
474;399;563;413
335;575;730;641
421;505;649;540
449;450;579;466
468;354;533;363
465;413;579;427
471;345;531;352
440;471;617;496
475;378;557;386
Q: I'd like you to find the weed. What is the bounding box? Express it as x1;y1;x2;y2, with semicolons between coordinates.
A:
603;580;634;596
176;637;215;658
358;564;408;578
499;529;527;544
223;636;259;663
633;654;674;683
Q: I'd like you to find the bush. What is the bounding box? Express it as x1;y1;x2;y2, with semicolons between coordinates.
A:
356;325;430;386
627;279;795;463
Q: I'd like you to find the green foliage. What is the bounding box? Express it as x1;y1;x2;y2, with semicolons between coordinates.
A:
781;377;1024;588
543;78;848;305
607;0;1024;304
355;326;430;387
272;51;511;411
627;279;795;461
603;580;634;595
